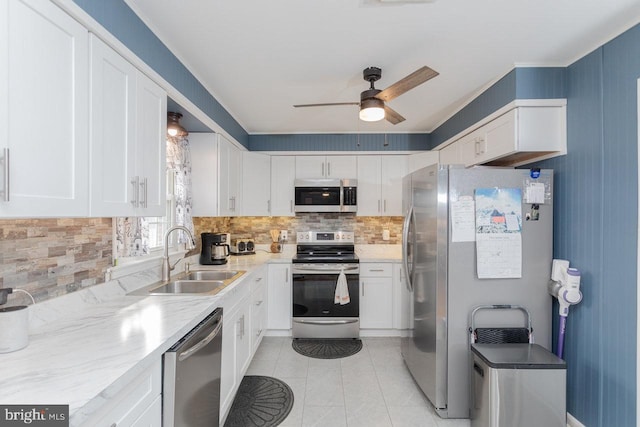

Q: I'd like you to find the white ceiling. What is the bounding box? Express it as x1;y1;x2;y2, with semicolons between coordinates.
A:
126;0;640;135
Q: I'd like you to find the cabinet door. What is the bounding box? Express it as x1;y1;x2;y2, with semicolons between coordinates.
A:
393;263;414;330
0;0;89;217
190;133;219;216
325;155;357;178
220;308;240;419
438;143;460;165
295;156;325;179
380;156;407;216
131;395;161;427
408;151;440;172
270;156;295;216
267;264;292;330
236;300;253;376
136;71;167;216
360;276;393;329
218;137;233;216
242;152;271;216
228;143;243;216
356;156;382;216
479;109;516;164
89;35;137;217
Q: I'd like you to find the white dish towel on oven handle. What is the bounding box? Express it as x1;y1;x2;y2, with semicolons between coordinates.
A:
334;268;350;305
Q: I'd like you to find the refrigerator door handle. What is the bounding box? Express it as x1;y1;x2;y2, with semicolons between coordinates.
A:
402;203;414;292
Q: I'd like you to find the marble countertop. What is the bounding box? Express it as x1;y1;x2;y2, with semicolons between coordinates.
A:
0;245;401;426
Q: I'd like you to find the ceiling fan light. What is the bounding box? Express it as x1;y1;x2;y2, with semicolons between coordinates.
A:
359;98;385;122
167;112;188;137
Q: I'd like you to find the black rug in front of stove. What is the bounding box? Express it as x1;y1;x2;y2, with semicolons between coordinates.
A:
224;376;294;427
292;338;363;359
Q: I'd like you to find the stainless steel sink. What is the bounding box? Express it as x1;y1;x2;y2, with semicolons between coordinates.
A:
185;270;244;281
129;270;246;296
148;280;225;295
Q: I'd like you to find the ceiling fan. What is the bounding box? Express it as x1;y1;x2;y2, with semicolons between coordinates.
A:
294;65;439;124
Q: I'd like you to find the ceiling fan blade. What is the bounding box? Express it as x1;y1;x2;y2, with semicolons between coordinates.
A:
384;105;405;125
294;102;359;108
376;66;439;102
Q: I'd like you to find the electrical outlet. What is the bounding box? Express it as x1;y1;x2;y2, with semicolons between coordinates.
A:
280;230;288;241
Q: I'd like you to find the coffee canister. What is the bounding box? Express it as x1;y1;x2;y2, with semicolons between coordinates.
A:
0;305;29;353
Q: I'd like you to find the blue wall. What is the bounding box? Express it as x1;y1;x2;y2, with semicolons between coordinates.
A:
71;0;250;148
429;67;567;147
248;133;430;151
529;25;640;426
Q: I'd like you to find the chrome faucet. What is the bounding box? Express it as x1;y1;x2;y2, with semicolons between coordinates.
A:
162;225;197;282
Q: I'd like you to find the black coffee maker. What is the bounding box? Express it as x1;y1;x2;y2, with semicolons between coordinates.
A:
200;233;230;265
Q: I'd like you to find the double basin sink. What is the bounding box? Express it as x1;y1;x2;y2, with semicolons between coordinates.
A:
139;270;245;295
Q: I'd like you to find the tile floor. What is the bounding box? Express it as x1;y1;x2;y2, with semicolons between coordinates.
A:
245;337;471;427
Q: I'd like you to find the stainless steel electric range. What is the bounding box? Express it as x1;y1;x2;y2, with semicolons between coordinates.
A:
291;230;360;339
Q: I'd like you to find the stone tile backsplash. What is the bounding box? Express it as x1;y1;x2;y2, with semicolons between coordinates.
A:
0;214;400;304
0;218;112;304
194;214;403;245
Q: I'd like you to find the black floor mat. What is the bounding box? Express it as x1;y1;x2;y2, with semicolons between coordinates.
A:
292;338;363;359
224;376;294;427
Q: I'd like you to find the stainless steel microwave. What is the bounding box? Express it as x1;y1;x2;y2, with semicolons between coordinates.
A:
294;179;357;213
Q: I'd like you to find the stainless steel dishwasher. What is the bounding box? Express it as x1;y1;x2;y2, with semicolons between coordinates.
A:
163;308;223;427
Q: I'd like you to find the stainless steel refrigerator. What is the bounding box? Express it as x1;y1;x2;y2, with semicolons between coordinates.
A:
401;164;553;419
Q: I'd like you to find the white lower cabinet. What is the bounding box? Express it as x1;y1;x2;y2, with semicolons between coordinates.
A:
250;266;268;352
393;262;414;330
267;264;292;330
359;263;394;329
220;283;252;424
81;359;161;427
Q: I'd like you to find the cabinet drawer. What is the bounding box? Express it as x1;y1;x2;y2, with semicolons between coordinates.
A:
360;263;393;277
82;359;161;427
252;282;266;309
222;279;252;312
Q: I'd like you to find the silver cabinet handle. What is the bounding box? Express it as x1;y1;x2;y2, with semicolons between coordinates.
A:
285;268;289;283
139;177;148;208
267;199;271;213
327;162;331;177
362;281;365;296
368;269;385;272
255;277;263;282
255;300;263;306
130;176;139;207
110;424;116;427
321;162;325;177
1;148;9;202
378;200;381;213
383;199;387;212
256;329;262;337
241;315;245;338
290;199;293;213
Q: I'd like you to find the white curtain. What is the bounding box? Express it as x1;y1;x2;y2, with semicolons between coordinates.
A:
167;135;195;243
114;134;194;258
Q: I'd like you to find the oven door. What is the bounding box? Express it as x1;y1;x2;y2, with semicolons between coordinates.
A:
292;264;360;338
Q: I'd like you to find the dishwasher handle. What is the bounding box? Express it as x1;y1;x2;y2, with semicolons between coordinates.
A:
178;317;223;362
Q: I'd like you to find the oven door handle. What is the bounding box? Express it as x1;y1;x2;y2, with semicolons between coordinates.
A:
292;265;359;273
293;319;359;325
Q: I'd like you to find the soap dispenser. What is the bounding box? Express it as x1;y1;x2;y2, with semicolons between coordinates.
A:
0;288;30;353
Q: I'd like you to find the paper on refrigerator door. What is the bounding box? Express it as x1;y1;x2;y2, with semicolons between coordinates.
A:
451;196;476;242
475;188;523;279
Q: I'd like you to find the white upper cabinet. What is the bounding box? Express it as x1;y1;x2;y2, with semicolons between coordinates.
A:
219;135;242;217
408;150;440;172
191;133;243;217
190;133;219;216
90;35;167;217
270;156;295;216
438;143;460;165
357;155;407;216
242;152;271;216
295;155;356;179
0;0;90;217
450;105;566;167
